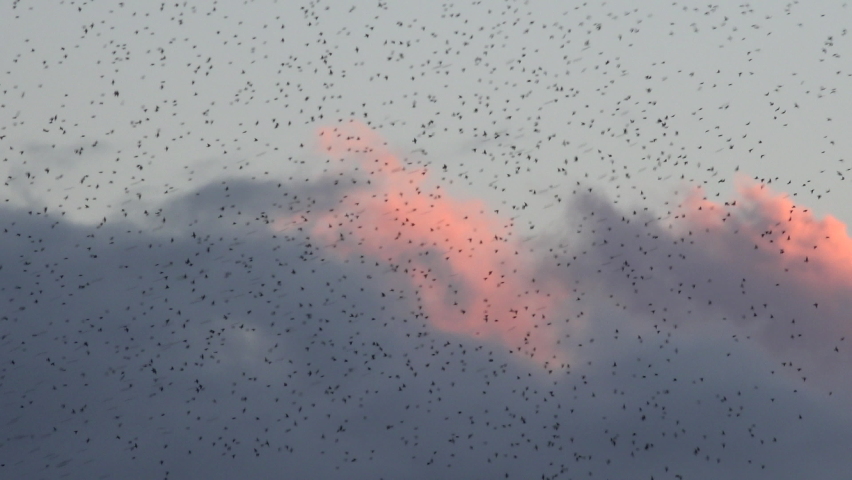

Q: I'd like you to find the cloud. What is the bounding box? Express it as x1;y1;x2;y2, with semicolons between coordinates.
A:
3;134;851;479
553;177;852;390
276;122;852;393
275;122;573;368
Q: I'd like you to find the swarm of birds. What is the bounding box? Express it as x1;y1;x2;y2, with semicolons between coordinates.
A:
1;1;852;479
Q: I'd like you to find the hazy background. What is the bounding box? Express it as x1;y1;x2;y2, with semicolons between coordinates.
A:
2;1;852;478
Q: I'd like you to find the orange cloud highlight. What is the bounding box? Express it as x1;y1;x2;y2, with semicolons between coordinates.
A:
684;179;852;290
673;178;852;381
549;176;852;388
610;179;852;387
281;122;568;368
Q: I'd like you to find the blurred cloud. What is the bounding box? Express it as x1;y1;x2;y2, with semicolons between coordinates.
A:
275;122;572;368
5;0;852;477
549;177;852;391
2;135;851;479
272;122;852;393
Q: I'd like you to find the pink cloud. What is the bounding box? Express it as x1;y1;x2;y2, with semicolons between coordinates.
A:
277;122;570;368
559;177;852;388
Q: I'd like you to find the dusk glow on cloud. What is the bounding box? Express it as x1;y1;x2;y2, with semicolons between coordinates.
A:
7;2;852;477
279;124;852;388
561;178;852;388
676;180;852;381
279;122;569;366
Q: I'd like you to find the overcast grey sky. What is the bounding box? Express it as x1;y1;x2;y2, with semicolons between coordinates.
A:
2;1;852;479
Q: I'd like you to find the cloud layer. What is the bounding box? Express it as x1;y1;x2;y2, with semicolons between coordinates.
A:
287;123;852;391
277;122;570;367
555;178;852;390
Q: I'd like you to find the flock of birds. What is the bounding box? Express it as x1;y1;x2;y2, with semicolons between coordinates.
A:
1;1;852;479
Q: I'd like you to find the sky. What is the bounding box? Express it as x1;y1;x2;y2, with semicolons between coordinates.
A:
2;0;852;478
